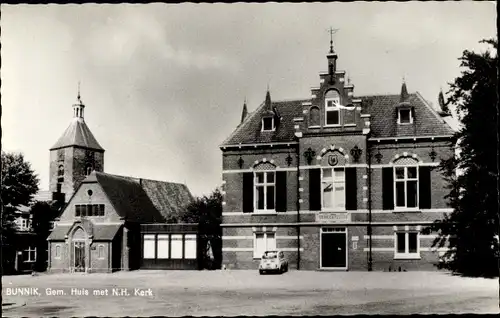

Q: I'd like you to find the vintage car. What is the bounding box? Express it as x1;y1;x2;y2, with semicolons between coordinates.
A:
259;250;288;274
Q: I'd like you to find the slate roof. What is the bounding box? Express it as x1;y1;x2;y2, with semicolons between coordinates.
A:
50;118;104;151
221;92;454;146
47;225;72;240
80;172;193;223
360;92;455;138
47;223;122;241
221;99;308;146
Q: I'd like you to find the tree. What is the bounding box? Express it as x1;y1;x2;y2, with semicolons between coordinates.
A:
1;151;40;273
30;200;61;271
424;39;498;277
180;188;223;270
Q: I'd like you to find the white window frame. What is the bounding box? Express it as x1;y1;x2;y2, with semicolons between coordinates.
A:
97;244;105;259
393;166;419;211
325;93;341;127
157;234;170;259
184;234;197;259
261;117;275;131
398;108;413;125
321;167;346;211
253;232;276;259
24;246;37;263
143;234;156;259
55;244;61;259
254;171;276;213
170;234;183;259
394;230;420;260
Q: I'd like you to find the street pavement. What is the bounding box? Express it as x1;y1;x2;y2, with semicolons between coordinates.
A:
2;270;498;316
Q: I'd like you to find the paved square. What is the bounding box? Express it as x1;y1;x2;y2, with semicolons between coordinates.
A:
2;270;498;316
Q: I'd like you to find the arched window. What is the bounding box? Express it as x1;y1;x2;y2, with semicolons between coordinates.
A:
344;104;355;124
309;106;320;127
254;162;276;211
85;164;93;176
58;165;64;176
393;157;419;209
325;90;341;126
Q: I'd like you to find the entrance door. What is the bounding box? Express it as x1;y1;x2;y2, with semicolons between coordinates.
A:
74;241;86;272
321;227;347;269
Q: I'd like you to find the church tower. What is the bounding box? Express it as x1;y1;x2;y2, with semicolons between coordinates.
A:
49;90;104;203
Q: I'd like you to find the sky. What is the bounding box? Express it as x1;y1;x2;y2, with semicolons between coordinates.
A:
1;2;496;197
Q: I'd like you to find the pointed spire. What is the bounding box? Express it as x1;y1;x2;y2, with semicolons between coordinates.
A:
400;78;409;103
265;85;272;111
240;98;248;124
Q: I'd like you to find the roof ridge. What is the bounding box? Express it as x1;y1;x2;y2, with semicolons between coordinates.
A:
96;171;186;186
272;98;311;103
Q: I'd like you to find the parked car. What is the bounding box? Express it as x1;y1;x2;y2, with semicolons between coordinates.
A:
259;250;288;274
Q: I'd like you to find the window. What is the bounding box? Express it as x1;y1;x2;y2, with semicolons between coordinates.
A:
55;244;61;259
170;234;183;259
398;108;413;124
325;90;341;126
255;171;275;211
23;246;36;263
395;231;420;259
85;164;93;176
18;218;29;231
262;117;275;131
75;204;105;217
58;165;64;176
344;104;355;124
57;183;62;193
322;168;345;210
157;234;169;259
98;244;105;259
394;167;418;209
309;106;320;127
143;234;156;259
184;234;197;259
254;232;276;259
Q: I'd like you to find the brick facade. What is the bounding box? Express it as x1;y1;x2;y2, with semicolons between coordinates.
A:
220;46;455;272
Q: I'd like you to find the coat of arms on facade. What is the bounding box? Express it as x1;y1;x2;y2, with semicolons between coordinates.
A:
328;154;338;166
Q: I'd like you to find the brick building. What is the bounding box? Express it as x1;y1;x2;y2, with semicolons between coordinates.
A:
47;94;195;273
220;42;455;271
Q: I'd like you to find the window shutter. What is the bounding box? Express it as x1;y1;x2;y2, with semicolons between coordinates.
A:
345;167;357;210
275;171;287;212
419;166;432;209
309;168;321;211
382;167;394;210
243;172;254;213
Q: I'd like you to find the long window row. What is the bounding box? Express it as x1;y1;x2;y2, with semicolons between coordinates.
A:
143;234;197;260
75;204;105;217
241;164;431;213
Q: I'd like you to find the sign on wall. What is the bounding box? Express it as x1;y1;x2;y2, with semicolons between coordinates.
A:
316;212;350;223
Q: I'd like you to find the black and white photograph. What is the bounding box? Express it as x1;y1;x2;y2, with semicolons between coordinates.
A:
1;2;498;316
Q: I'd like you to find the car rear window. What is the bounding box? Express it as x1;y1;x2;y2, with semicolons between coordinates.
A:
262;251;278;259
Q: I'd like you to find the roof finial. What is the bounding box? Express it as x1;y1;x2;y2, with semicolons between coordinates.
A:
77;81;82;104
327;27;339;53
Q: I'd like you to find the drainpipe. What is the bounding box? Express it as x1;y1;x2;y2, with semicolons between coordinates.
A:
367;141;373;271
295;134;302;270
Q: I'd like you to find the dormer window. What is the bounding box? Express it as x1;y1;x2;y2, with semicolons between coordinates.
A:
325;90;341;126
398;108;413;124
262;117;275;131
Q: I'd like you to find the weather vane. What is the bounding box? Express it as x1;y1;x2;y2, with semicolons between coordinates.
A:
327;27;339;53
